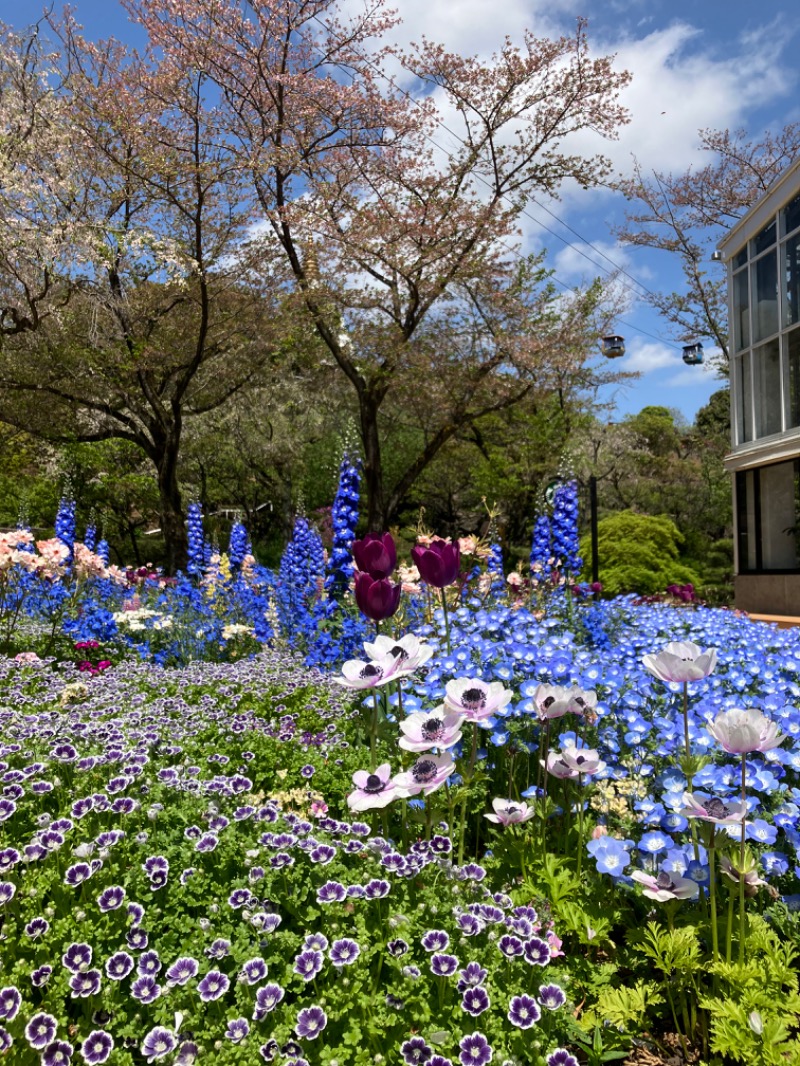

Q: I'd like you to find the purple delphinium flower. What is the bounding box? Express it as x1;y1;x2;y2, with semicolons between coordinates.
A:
458;1032;493;1066
508;993;542;1029
462;987;490;1016
430;953;459;977
225;1018;249;1044
523;937;551;966
240;958;268;985
329;938;360;967
401;1036;433;1064
25;1012;58;1049
69;970;102;998
253;984;284;1020
198;970;230;1002
547;1052;579;1066
295;1005;327;1040
421;929;450;952
293;950;324;982
42;1039;74;1065
166;957;199;986
131;975;161;1005
141;1027;177;1062
105;952;134;981
539;984;567;1010
79;1030;114;1064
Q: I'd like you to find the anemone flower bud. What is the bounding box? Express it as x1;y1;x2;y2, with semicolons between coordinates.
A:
411;538;461;588
352;533;396;579
353;572;401;622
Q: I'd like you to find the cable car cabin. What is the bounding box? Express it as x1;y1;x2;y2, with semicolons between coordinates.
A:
601;335;625;358
682;342;704;365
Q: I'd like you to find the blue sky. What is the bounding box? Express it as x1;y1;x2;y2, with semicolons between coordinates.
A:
3;0;797;424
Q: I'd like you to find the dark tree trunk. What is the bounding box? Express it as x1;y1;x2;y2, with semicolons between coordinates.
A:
360;397;385;531
155;427;188;574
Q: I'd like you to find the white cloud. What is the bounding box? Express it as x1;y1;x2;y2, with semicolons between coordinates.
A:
618;339;681;373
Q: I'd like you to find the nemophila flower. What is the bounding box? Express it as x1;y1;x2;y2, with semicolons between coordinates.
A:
141;1027;177;1063
523;937;551;966
329;938;360;966
681;792;748;826
394;754;456;798
70;969;102;998
197;970;229;1001
352;532;397;579
545;745;605;779
309;844;336;864
42;1040;74;1065
412;538;461;588
430;953;459;977
79;1031;113;1065
65;862;92;886
762;851;790;877
507;993;541;1029
294;950;324;981
138;950;162;976
105;952;134;981
25;1012;58;1049
97;885;125;912
0;883;15;905
32;966;53;987
127;928;148;950
444;678;512;721
225;1018;249;1044
387;938;409;957
458;1032;493;1066
131;975;160;1004
240;958;268;985
707;708;785;754
228;888;251;909
303;933;329;952
642;641;718;683
401;1036;433;1064
354;572;402;621
457;914;484;936
539;983;567;1010
498;934;524;958
348;763;399;811
63;943;93;973
166;957;199;986
295;1005;327;1040
399;708;463;752
421;929;450;951
638;831;672;855
547;1052;579;1066
458;962;487;990
317;880;346;903
254;984;285;1019
206;939;231;959
484;797;535;826
0;1028;9;1054
631;870;699;902
462;987;490;1015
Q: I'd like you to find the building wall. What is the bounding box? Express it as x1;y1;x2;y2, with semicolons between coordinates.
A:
734;574;800;617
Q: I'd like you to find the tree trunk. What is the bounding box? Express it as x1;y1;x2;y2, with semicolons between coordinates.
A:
155;429;188;574
361;397;385;531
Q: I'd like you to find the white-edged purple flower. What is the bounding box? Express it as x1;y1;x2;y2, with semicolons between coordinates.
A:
295;1005;327;1040
458;1032;493;1065
421;929;450;952
401;1036;433;1064
69;969;102;998
137;950;162;976
25;1012;58;1049
365;878;391;899
166;957;199;986
225;1017;250;1044
498;934;524;958
317;880;346;904
79;1030;114;1064
399;708;464;753
547;1051;579;1066
141;1026;177;1062
539;983;566;1010
65;863;92;887
309;844;336;864
131;974;161;1004
105;952;134;981
41;1039;74;1065
523;937;551;966
253;983;285;1019
63;943;93;974
387;938;409;957
457;961;487;991
0;882;15;905
97;885;126;912
228;888;251;909
508;993;542;1028
484;797;535;826
127;928;148;951
198;970;230;1002
444;678;512;721
31;965;53;987
205;938;231;959
239;958;268;985
303;933;329;952
329;938;360;967
462;987;490;1016
293;950;323;982
430;953;459;977
25;916;49;938
393;754;455;798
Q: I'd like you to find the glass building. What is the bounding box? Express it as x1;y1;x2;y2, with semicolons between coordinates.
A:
720;159;800;615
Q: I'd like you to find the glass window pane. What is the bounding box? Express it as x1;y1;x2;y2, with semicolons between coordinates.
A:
733;245;748;269
736;470;756;571
753;218;776;255
784;193;800;238
752;252;778;341
736;351;752;443
753;339;781;438
788;328;800;430
733;268;750;351
760;460;800;569
784;231;800;328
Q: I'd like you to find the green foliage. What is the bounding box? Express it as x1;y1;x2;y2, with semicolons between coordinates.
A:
585;981;664;1033
579;511;699;596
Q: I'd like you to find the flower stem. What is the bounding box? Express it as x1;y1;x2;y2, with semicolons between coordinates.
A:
739;753;747;964
441;588;451;655
708;827;719;968
370;690;380;772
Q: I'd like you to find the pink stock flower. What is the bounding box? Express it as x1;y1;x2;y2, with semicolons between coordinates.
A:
631;870;699;902
484;798;535;826
642;641;717;683
347;764;399;812
444;678;512;722
546;931;564;958
398;708;463;753
335;656;401;691
544;746;605;780
680;792;748;826
393;754;455;798
706;708;785;755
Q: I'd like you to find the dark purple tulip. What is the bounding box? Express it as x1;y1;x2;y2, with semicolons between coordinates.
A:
411;539;460;588
352;532;396;579
354;572;401;622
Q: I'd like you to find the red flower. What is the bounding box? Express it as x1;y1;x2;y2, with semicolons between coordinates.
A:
354;572;401;621
411;539;460;588
352;533;396;579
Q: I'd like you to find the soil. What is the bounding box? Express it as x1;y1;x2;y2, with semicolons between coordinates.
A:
624;1033;701;1066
